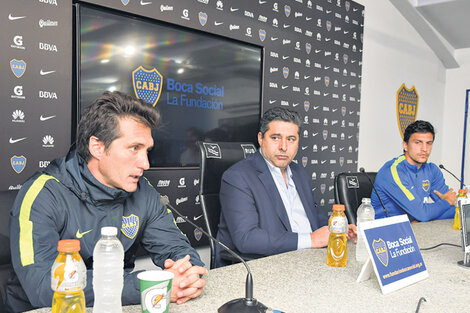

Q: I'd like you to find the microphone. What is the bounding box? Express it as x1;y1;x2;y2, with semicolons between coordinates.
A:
159;197;280;313
439;164;465;188
359;167;389;217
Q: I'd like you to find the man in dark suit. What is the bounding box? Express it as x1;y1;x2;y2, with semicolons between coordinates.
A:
216;107;356;267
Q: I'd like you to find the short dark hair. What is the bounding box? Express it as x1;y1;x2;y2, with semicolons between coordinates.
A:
259;107;301;137
403;120;435;143
76;91;160;162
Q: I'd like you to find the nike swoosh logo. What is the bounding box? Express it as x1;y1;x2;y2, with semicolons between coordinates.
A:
9;137;27;144
214;21;223;25
76;229;92;239
230;7;239;12
313;106;319;110
269;100;276;104
332;109;338;112
293;103;300;107
281;86;288;89
315;49;321;53
259;0;267;4
140;0;152;5
302;146;308;150
194;215;203;221
282;56;289;59
306;17;312;21
304;76;310;79
40;115;56;121
40;69;55;75
9;14;26;21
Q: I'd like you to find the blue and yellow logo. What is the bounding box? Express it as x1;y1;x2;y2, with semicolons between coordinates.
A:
283;67;289;79
373;238;388;267
199;12;208;26
396;83;419;140
11;155;26;174
121;0;129;5
326;20;332;32
324;76;330;87
302;156;308;168
132;66;163;107
343;54;349;64
121;214;139;239
304;101;310;112
284;5;291;17
323;130;328;140
10;59;26;78
305;43;311;54
194;228;202;241
422;180;430;192
259;29;266;42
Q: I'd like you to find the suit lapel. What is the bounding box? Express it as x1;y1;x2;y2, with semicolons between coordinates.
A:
253;152;292;232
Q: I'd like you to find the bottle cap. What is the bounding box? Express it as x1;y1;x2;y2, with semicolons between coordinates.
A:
459;189;467;194
332;204;345;212
57;239;80;253
101;226;118;236
362;197;371;204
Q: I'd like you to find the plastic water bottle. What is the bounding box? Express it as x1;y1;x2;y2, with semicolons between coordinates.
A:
356;198;375;262
327;204;348;267
93;227;124;313
51;239;86;313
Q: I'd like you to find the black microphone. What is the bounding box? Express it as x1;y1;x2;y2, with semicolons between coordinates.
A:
359;167;389;218
439;164;465;188
159;197;279;313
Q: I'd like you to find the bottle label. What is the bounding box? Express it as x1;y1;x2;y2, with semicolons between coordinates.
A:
329;216;347;233
51;255;86;292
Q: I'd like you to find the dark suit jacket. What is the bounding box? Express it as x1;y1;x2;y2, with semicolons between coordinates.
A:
216;150;327;267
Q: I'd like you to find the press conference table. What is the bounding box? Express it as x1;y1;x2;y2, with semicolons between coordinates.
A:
27;219;468;313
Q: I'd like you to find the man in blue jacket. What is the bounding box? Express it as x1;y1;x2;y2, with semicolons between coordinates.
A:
7;91;207;312
371;120;456;221
216;107;356;267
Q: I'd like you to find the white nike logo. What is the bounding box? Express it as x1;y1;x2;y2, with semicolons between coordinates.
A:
321;160;326;164
339;148;345;151
214;21;223;25
9;137;27;144
293;103;300;107
283;24;290;28
281;85;288;89
315;49;321;53
140;0;152;5
259;0;267;4
269;100;276;104
312;132;318;136
353;8;358;11
323;93;329;96
324;66;330;69
302;146;308;150
332;109;338;112
9;14;26;21
313;106;319;110
326;10;332;13
282;56;289;59
194;214;203;221
325;38;331;42
271;37;278;41
230;7;239;12
304;75;310;79
306;17;312;21
40;115;56;121
40;69;55;76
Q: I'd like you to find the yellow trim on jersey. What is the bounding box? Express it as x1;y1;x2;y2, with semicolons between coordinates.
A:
19;174;59;266
390;155;415;201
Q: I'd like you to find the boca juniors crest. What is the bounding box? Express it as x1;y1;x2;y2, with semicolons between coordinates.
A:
11;155;26;174
122;214;139;239
396;83;419;140
199;12;208;26
10;59;26;78
132;66;163;107
259;29;266;42
121;0;129;5
373;238;389;267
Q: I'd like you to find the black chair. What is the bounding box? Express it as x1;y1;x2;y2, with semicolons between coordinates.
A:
0;190;17;313
334;172;377;225
198;141;263;269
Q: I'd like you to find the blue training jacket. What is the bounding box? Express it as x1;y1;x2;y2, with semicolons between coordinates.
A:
7;149;203;313
371;155;454;222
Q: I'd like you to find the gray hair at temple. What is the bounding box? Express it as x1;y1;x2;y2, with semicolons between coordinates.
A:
76;91;160;162
259;107;302;137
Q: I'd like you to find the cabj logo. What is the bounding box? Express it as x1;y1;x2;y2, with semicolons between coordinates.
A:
422;180;430;192
396;83;419;140
199;12;208;26
11;155;26;174
302;156;308;167
326;20;332;31
194;228;202;241
258;29;266;42
284;5;291;17
282;67;289;79
305;42;311;54
121;0;130;5
373;238;388;267
304;101;310;112
132;66;163;106
121;214;139;239
10;59;26;78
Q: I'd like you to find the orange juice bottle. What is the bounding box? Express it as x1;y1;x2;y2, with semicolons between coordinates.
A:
454;189;467;230
51;239;86;313
327;204;348;267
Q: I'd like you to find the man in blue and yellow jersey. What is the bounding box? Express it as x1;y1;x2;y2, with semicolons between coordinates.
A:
371;120;456;222
7;91;206;313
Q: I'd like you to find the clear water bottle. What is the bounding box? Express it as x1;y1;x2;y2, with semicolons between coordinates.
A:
356;198;375;262
93;227;124;313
